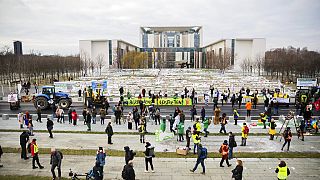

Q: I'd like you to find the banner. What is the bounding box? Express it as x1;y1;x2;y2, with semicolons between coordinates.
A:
124;97;193;106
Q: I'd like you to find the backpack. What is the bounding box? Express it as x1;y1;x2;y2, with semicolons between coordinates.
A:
200;147;207;159
244;126;249;134
148;146;155;157
121;165;128;179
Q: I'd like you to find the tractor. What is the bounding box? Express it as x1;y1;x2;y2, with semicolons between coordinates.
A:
84;86;107;108
34;85;72;110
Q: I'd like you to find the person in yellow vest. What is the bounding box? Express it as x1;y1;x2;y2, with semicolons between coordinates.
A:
275;161;290;180
240;123;249;146
260;112;268;129
30;139;44;169
269;119;277;140
192;131;201;154
193;118;201;134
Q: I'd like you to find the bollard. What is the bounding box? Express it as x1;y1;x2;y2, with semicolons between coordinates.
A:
2;114;9;120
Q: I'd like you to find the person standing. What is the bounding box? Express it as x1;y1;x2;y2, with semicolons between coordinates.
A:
180;110;185;124
18;112;24;129
123;160;135;180
281;127;292;151
99;108;106;125
36;106;42;123
192;131;201;154
20;131;29;160
0;145;3;167
219;113;227;134
253;95;258;109
177;121;184;142
93;161;103;180
127;112;133;130
269;119;277;140
200;107;205;122
245;101;252;117
275;161;290;180
46;118;54;138
154;106;161;125
86;112;92;131
28;119;34;136
228;132;237;160
231;94;236;108
133;107;140;130
260;112;268;129
233;108;239;125
115;106;122;125
82;108;87;125
169;114;175;134
219;140;231;167
144;142;155;173
124;146;136;165
50;148;62;180
203;118;209;137
92;107;97;124
190;105;197;121
298;119;305;141
186;126;192;150
232;160;243;180
68;108;72;124
240;123;249;146
31;139;44;169
214;106;221;125
105;122;114;144
71;110;77;126
96;147;106;178
138;120;146;144
190;144;207;174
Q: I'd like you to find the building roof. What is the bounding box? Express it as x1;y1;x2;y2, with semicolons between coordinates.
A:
202;38;265;48
140;26;202;33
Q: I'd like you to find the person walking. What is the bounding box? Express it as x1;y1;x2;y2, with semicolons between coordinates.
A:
18;112;24;128
144;142;155;173
232;160;243;180
192;131;201;154
219;113;227;134
96;147;106;178
115;106;122;125
186;126;192;150
127;112;133;130
233;108;239;125
133;107;140;130
228;132;237;160
93;161;103;180
240;123;249;146
71;110;77;126
82;108;87;125
47;118;54;138
219;140;231;167
20;131;29;160
281;127;292;151
203;118;210;137
214;106;221;125
86;112;92;131
245;101;252;117
68;108;72;124
50;148;62;180
122;160;135;180
200;107;205;122
124;146;136;165
0;145;3;167
28;119;34;136
260;112;268;129
177;121;184;142
138;120;146;143
238;94;243;109
253;95;258;109
105;122;114;144
190;105;197;121
275;161;290;180
30;139;44;169
298;119;305;141
92;107;97;124
190;144;207;174
36;106;42;123
169;114;175;134
269;119;277;140
99;108;106;125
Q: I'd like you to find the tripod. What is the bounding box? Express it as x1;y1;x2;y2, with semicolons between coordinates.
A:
276;111;299;142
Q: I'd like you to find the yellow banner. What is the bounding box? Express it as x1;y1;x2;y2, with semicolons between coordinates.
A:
124;98;192;106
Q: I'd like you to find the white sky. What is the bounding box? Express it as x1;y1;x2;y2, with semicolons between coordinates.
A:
0;0;319;55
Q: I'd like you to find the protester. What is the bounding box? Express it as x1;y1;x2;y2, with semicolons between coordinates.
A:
144;142;155;173
269;119;277;140
245;100;252;117
105;122;114;144
99;108;106;125
219;140;231;167
298;119;305;141
192;131;201;154
86;111;92;131
68;108;72;124
169;114;175;134
28;119;34;136
177;121;184;141
36;106;42;123
50;148;62;180
214;106;221;125
219;113;227;134
186;126;192;150
228;132;237;160
138;120;146;144
233;108;239;125
115;106;122;125
18;112;24;128
154;106;161;125
0;145;3;167
260;112;268;129
231;94;236;108
240;123;249;146
281;127;292;151
275;161;290;180
232;159;243;180
133;107;140;130
46;118;54;138
190;144;207;174
124;146;136;165
122;160;135;180
190;105;197;121
92;107;97;124
238;94;243;109
180;110;185;124
82;108;87;125
127;112;133;130
93;161;103;180
96;147;106;178
71;109;77;126
20;131;29;160
200;107;205;121
193;118;201;134
31;139;44;169
203;118;210;137
253;95;258;109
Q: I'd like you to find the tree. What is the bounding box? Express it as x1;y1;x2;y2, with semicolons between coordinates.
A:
254;55;265;76
96;54;105;75
121;51;148;69
80;50;89;76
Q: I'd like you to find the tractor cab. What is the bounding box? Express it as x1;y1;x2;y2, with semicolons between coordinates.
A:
42;86;55;99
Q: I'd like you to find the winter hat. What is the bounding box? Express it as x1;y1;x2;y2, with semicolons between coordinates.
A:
188;126;191;129
223;140;228;145
145;142;151;147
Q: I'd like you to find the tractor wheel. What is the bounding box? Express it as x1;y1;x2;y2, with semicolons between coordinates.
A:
34;97;49;110
59;99;71;109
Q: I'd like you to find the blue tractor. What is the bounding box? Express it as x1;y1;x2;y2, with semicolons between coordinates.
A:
34;85;72;110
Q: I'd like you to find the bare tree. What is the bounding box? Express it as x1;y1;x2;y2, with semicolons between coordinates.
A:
80;50;89;76
254;55;265;76
96;54;105;75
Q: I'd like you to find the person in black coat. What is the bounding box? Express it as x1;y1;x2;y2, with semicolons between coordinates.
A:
123;160;135;180
46;118;54;138
124;146;136;165
228;132;236;160
20;131;29;160
232;160;243;180
105;122;113;144
93;161;103;180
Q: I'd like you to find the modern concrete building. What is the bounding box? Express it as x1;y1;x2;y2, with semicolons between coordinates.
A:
13;41;23;55
79;39;139;74
79;26;266;72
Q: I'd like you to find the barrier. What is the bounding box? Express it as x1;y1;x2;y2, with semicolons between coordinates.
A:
2;114;9;120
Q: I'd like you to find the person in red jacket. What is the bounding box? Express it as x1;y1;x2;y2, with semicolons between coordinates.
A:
30;139;44;169
71;110;78;126
219;140;231;167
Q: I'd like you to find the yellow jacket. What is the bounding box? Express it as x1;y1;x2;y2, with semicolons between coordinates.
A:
192;134;200;144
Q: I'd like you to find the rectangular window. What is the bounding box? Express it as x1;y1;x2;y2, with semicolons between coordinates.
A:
231;39;235;65
109;41;112;65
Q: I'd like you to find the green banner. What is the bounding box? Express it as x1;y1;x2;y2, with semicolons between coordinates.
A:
124;97;192;106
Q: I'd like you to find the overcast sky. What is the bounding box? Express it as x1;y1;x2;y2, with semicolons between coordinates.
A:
0;0;319;55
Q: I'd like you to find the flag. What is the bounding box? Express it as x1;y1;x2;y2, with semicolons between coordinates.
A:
314;98;320;111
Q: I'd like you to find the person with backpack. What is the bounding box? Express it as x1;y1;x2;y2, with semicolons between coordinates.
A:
240;123;249;146
232;159;243;180
122;160;135;180
228;132;237;160
105;122;114;144
275;160;290;180
233;108;239;125
192;131;201;154
219;140;231;167
50;148;62;180
281;127;292;151
219;113;227;134
269;119;277;140
190;144;207;174
144;142;155;173
186;126;192;150
124;146;136;165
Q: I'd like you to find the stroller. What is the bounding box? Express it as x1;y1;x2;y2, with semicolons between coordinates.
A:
69;168;94;180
